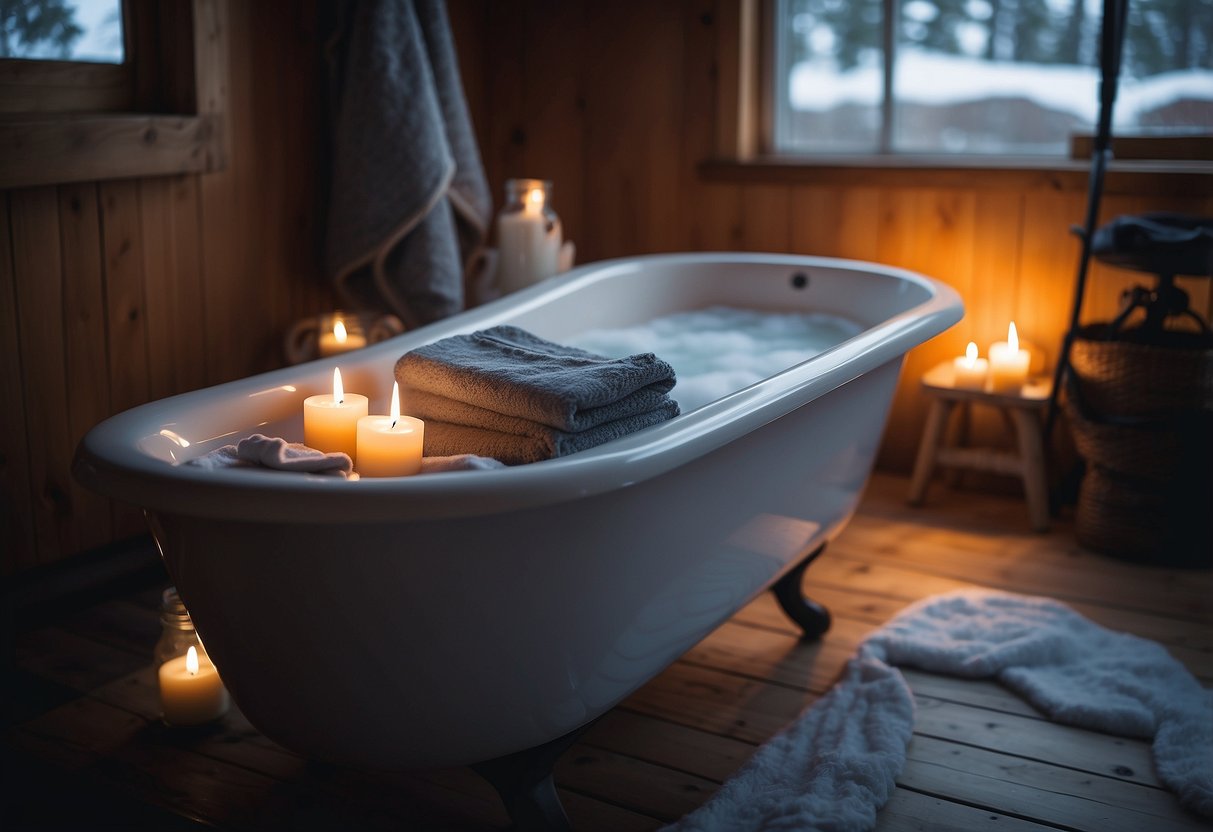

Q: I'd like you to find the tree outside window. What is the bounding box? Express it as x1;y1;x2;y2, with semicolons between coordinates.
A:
774;0;1213;155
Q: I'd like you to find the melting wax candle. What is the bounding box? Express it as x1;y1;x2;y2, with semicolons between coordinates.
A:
158;645;230;725
952;341;989;390
318;316;367;357
356;381;424;477
496;179;563;294
988;322;1031;393
304;367;368;461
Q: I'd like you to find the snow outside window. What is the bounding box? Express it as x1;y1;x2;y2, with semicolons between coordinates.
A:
772;0;1213;155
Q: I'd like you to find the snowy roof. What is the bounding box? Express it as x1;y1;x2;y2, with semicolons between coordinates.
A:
789;50;1213;127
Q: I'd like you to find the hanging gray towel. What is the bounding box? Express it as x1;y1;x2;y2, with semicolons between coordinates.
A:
326;0;492;329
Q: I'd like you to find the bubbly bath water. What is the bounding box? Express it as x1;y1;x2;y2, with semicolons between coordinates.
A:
570;306;863;413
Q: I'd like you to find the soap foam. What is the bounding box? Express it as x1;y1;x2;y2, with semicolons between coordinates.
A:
570;306;863;413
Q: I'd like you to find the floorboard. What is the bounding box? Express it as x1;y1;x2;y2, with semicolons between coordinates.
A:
4;472;1210;831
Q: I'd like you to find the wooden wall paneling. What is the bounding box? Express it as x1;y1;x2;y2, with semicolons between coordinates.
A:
277;0;332;326
835;187;882;261
99;180;152;539
9;188;77;561
686;184;745;251
199;1;266;385
0;192;37;572
969;190;1025;351
251;2;293;348
56;184;115;553
875;188;979;472
1016;192;1085;368
739;184;791;251
516;0;588;256
193;0;231;169
678;0;743;253
581;1;685;261
481;2;528;226
167;177;208;391
245;1;328;345
962;189;1027;453
138;178;177;402
447;0;489;162
790;186;842;256
789;186;882;261
139;177;207;401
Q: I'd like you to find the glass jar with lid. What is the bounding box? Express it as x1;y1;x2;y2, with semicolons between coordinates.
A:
496;178;564;294
154;587;230;725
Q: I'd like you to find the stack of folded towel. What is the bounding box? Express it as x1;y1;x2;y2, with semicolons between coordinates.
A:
395;325;680;464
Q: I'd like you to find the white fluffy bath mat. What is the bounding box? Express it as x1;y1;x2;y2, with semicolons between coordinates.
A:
664;589;1213;831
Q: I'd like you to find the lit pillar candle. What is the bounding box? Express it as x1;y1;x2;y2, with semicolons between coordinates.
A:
953;341;989;390
158;645;230;725
318;317;367;357
304;367;368;461
356;382;424;477
497;182;562;294
988;322;1031;393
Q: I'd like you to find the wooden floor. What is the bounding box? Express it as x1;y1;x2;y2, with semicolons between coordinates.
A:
4;472;1211;831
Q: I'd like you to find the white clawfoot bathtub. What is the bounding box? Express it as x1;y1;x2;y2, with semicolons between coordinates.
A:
75;253;961;776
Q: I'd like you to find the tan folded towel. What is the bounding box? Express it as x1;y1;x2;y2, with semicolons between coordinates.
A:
422;399;682;465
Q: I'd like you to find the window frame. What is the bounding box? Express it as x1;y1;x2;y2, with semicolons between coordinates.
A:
0;0;228;189
744;0;1211;166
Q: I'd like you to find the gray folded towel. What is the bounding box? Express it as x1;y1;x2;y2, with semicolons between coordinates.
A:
396;325;678;431
422;400;682;465
184;434;354;477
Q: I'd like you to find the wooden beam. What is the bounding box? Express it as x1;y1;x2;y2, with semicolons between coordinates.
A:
699;157;1213;196
0;114;221;189
0;0;229;190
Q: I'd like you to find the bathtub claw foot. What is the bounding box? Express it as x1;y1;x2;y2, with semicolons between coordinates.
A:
772;545;832;640
472;722;593;832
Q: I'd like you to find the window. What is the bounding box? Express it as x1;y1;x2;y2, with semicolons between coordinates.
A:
1;0;125;63
772;0;1213;156
0;0;226;189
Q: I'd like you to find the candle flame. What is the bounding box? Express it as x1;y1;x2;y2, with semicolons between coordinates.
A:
333;367;344;404
1008;321;1020;352
186;645;199;676
390;380;400;429
333;319;348;344
524;186;544;216
965;341;978;367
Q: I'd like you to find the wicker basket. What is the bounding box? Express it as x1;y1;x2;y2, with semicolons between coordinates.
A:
1069;332;1213;416
1066;331;1213;565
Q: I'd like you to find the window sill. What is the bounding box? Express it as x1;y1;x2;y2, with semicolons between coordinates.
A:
0;113;225;189
0;0;228;191
699;156;1213;196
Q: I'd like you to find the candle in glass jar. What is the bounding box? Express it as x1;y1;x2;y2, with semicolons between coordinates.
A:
953;341;989;390
158;645;230;725
988;322;1031;393
318;317;367;357
304;367;368;460
497;181;562;294
356;382;424;477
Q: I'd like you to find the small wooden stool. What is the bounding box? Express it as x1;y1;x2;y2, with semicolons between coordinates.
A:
908;362;1053;532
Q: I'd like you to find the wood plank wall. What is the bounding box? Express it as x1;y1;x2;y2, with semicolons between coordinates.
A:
0;1;332;575
458;0;1213;473
2;0;1209;573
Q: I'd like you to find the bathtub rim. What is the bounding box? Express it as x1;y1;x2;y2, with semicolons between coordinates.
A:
73;252;963;523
